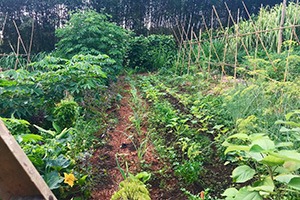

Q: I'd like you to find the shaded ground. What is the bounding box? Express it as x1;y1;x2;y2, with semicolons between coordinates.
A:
90;78;183;199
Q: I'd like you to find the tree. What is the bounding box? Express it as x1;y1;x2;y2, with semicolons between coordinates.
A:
55;10;131;65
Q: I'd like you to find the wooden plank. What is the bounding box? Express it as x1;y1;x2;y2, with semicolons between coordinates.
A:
0;120;57;200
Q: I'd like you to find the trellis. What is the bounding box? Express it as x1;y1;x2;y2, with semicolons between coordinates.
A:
174;1;300;82
0;16;34;70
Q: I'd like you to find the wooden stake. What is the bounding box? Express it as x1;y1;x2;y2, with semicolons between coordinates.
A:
278;0;287;53
242;1;276;71
234;9;240;81
27;19;35;64
13;20;28;55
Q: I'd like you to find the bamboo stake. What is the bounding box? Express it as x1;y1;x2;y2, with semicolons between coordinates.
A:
27;19;35;64
234;9;240;81
198;29;203;71
213;5;227;77
291;0;300;44
201;13;222;74
242;1;276;70
175;19;186;75
224;3;250;57
174;21;183;74
284;0;299;81
13;20;28;55
190;30;203;65
187;26;194;74
278;0;287;53
182;24;300;46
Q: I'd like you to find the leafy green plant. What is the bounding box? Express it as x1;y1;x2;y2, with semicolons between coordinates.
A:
222;111;300;199
1;113;94;199
55;9;131;65
0;54;112;124
112;159;151;200
53;97;80;131
175;160;202;185
125;34;177;71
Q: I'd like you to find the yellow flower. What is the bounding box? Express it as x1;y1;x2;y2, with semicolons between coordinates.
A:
64;173;77;187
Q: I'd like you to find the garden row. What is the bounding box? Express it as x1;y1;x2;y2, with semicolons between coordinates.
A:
134;71;300;199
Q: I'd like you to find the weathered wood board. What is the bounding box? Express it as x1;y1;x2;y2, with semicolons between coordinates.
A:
0;120;57;200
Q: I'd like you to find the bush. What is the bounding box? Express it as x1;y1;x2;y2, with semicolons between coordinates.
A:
53;97;80;130
55;10;131;65
125;34;177;71
0;54;112;125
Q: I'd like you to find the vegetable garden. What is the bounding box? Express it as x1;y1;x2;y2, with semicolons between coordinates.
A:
0;2;300;200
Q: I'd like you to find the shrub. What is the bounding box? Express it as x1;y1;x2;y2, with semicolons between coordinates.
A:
125;34;177;71
55;10;131;65
53;97;80;130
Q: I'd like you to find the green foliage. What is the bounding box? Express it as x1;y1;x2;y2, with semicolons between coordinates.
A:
242;48;300;81
236;2;300;52
0;54;111;121
0;54;27;70
175;160;202;185
53;97;80;130
2;114;95;198
0;53;114;198
125;34;177;71
223;111;300;199
223;80;300;135
111;172;151;200
55;10;131;65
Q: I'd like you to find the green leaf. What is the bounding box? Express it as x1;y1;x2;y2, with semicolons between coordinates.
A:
235;187;262;200
250;177;274;193
224;144;250;154
249;144;264;153
276;150;300;163
261;155;285;166
248;152;264;161
135;172;151;183
275;120;300;128
34;125;55;137
222;188;238;197
286;110;300;121
232;165;256;183
276;142;293;148
227;133;249;140
275;174;297;184
251;137;275;151
44;171;63;190
78;175;88;185
288;177;300;190
20;134;43;143
46;155;71;170
283;161;300;171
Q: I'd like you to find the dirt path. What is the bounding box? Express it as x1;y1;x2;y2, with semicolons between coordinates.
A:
91;78;185;200
90;78;178;199
90;82;137;199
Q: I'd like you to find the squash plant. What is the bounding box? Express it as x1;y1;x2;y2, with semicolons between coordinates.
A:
222;111;300;200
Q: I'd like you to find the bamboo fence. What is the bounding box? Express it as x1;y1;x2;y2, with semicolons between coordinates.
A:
174;1;300;82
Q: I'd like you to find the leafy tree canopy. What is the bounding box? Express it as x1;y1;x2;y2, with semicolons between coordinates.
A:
54;10;131;65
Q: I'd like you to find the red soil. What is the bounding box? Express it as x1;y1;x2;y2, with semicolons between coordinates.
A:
90;80;181;199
